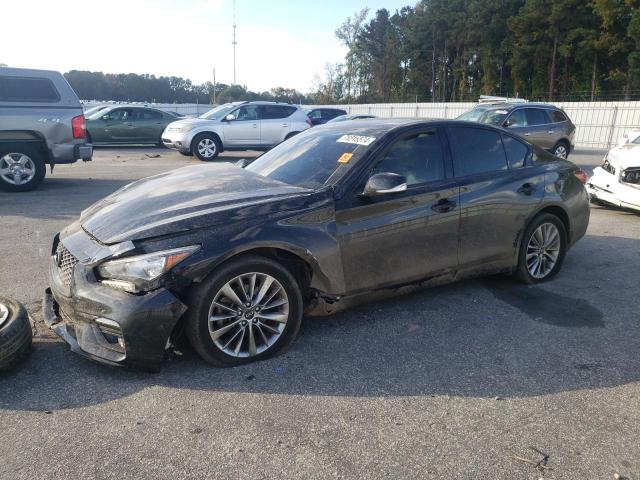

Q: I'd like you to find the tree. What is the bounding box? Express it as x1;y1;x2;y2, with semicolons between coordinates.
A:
335;8;369;103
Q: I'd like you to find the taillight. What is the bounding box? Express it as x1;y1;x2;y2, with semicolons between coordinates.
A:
72;115;86;139
573;169;588;184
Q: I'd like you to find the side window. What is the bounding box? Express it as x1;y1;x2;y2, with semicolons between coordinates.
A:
308;109;322;119
0;76;60;102
502;135;529;169
373;130;445;186
549;110;567;123
525;108;550;126
261;105;293;120
136;109;162;120
505;109;527;127
234;105;259;121
449;127;507;176
105;109;126;121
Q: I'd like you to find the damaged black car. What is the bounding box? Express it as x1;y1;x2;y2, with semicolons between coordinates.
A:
44;119;590;371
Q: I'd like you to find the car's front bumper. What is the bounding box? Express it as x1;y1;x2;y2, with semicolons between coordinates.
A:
161;130;194;152
45;230;187;371
587;167;640;212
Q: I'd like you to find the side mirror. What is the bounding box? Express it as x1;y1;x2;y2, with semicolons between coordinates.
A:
235;158;250;168
503;119;514;127
362;172;407;197
225;114;236;122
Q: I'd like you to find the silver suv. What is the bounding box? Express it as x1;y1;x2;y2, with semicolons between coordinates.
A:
458;101;576;159
162;101;311;160
0;67;92;191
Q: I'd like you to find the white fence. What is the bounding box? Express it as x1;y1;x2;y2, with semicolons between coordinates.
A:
314;101;640;149
85;100;640;149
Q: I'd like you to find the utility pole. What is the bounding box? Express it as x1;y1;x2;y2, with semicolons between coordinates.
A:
212;68;216;104
232;0;237;85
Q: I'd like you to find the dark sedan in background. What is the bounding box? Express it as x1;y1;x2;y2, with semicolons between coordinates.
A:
458;101;576;159
305;107;347;125
44;119;590;371
86;106;177;145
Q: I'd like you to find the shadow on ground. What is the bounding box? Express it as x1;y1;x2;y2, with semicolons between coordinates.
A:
1;234;638;412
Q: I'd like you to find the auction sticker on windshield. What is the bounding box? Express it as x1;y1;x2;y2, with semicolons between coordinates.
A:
338;152;354;164
337;135;376;146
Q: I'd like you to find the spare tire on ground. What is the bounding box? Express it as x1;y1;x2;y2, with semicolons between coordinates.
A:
0;297;32;371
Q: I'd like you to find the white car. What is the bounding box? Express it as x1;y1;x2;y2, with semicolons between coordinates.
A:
587;132;640;212
162;101;311;160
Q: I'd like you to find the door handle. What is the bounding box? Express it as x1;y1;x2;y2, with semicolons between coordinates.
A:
431;198;456;213
126;123;134;127
548;130;555;134
282;123;289;127
524;132;531;136
252;124;258;128
517;183;536;195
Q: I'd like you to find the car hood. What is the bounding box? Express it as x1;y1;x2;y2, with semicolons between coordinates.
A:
165;118;216;130
608;143;640;169
80;164;311;244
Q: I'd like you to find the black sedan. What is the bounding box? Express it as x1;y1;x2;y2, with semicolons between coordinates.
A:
44;119;590;371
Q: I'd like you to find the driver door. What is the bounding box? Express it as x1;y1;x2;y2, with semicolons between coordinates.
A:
335;127;460;294
223;105;261;147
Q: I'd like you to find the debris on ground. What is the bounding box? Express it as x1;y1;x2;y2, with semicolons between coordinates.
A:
145;153;161;158
509;447;552;472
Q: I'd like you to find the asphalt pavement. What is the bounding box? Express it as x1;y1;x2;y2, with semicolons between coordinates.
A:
1;147;639;480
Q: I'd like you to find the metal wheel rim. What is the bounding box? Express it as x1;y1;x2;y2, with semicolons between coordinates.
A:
526;222;561;279
554;145;567;159
0;153;36;185
197;138;217;158
207;272;289;358
0;302;9;328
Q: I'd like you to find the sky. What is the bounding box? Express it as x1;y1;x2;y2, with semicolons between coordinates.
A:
1;0;411;93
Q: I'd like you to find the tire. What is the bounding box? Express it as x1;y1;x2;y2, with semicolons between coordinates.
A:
0;297;32;371
515;213;568;284
0;144;46;192
552;140;569;159
179;151;193;157
191;133;220;161
185;255;304;367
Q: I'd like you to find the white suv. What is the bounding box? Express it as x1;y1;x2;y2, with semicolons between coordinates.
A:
162;101;311;160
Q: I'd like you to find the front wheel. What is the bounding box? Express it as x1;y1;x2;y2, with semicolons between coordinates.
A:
0;145;46;192
185;255;303;367
191;133;220;161
515;213;567;284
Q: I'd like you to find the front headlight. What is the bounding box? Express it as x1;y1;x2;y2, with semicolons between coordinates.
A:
97;246;199;291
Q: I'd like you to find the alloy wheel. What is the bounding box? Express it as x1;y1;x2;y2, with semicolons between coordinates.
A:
554;144;568;159
207;272;289;358
197;138;217;159
0;153;36;186
526;222;561;279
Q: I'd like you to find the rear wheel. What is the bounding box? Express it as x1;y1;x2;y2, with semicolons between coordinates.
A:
552;141;569;159
185;255;303;367
192;133;220;161
0;144;46;192
515;213;567;284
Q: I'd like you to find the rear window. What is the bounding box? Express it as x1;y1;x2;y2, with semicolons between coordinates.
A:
549;110;568;123
0;76;60;102
261;105;296;119
448;127;508;176
502;134;529;168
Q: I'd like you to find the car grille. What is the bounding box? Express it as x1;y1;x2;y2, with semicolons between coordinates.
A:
55;242;79;289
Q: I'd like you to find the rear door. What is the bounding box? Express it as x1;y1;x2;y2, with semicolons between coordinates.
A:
336;126;460;293
131;108;165;143
104;108;139;142
259;105;296;146
524;108;554;149
223;104;261;146
447;125;544;272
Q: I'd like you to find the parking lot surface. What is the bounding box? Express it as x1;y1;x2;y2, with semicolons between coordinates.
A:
1;148;639;479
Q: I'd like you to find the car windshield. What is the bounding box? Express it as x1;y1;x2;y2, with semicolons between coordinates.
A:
245;128;376;189
458;107;508;126
199;104;237;120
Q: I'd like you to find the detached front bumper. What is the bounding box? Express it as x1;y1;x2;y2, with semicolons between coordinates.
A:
45;231;187;371
587;167;640;212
